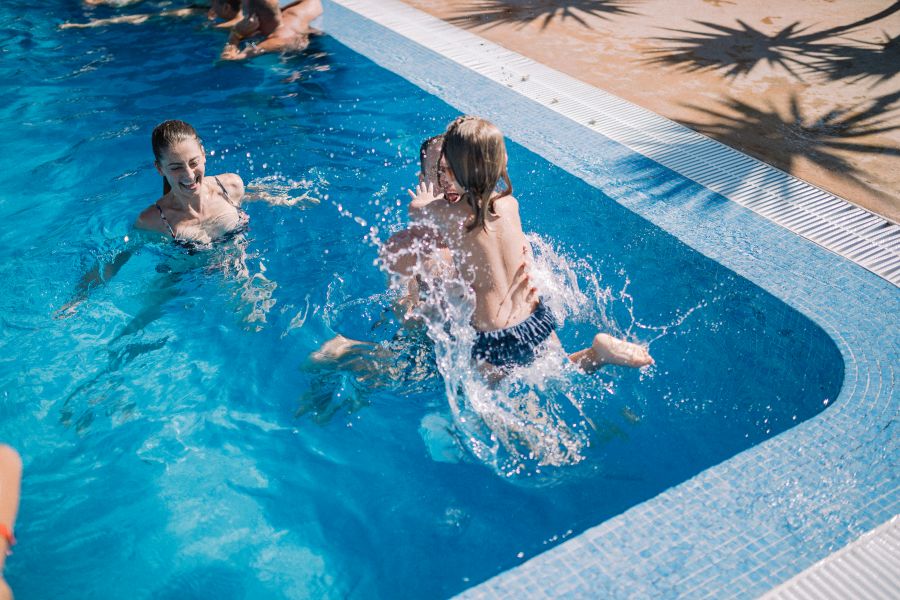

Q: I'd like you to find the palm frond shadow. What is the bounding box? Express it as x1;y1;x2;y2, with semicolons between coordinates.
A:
677;91;900;178
644;1;900;80
592;91;899;215
447;0;642;31
807;33;900;85
644;20;818;79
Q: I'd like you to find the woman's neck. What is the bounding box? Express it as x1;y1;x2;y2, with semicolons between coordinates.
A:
168;181;206;214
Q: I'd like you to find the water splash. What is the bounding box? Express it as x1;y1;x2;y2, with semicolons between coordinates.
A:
378;227;706;476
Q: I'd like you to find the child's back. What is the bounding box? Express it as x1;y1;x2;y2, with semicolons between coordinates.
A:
411;116;555;369
450;194;534;331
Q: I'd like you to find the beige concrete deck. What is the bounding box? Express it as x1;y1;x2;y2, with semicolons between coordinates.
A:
399;0;900;223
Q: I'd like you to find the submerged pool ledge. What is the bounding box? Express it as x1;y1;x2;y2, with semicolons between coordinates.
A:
322;1;899;597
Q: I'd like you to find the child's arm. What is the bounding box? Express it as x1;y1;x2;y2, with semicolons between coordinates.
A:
380;225;442;278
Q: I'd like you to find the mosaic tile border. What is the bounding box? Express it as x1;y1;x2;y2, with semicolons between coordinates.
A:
321;1;899;597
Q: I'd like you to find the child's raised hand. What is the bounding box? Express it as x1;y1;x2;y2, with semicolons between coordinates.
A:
408;181;443;213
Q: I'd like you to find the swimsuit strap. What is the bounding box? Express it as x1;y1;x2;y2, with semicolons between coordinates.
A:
155;203;177;238
215;176;238;207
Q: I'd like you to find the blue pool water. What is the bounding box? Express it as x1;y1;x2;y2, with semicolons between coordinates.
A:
0;2;845;598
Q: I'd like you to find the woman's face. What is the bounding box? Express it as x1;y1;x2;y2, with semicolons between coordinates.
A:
156;138;206;197
437;156;462;203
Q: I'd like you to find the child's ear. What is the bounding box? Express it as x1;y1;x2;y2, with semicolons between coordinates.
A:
155;161;164;177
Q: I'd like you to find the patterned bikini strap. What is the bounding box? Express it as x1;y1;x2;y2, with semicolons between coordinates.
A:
215;176;239;208
155;203;176;238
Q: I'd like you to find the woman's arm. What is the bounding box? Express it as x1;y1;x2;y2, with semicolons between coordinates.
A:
56;248;135;319
241;176;320;206
55;223;159;318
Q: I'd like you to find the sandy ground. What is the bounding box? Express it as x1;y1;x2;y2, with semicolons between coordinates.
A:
399;0;900;223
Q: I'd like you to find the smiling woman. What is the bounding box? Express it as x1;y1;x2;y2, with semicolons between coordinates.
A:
138;119;247;246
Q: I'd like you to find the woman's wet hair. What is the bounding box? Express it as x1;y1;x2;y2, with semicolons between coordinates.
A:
441;116;512;232
152;119;202;195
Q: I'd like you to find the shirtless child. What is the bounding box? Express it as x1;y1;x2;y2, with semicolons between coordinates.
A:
313;124;652;375
220;0;322;60
408;116;653;374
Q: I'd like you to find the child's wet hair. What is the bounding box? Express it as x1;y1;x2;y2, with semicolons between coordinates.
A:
419;134;443;183
441;116;512;232
152;119;202;195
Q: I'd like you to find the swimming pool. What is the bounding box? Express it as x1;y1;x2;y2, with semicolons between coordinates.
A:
0;0;895;598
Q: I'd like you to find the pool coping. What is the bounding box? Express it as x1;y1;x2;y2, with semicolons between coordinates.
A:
322;1;899;597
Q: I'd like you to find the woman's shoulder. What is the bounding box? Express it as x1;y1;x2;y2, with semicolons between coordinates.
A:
135;199;167;232
215;172;245;199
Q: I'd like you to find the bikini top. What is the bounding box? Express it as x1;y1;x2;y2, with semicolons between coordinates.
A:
155;176;249;249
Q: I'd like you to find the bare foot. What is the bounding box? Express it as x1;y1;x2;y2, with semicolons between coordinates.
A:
570;333;653;372
308;334;374;365
591;333;652;368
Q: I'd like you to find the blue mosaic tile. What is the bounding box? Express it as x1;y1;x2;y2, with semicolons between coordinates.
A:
325;1;899;597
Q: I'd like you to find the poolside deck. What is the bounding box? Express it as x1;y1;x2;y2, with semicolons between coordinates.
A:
397;0;900;223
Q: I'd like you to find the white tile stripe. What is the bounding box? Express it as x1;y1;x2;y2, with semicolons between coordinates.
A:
761;515;900;600
330;0;900;287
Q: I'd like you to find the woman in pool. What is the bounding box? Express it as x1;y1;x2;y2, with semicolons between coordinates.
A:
409;116;653;373
0;445;21;600
136;119;246;245
59;119;304;316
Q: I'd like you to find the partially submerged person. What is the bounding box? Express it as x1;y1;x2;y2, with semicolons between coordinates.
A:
137;119;246;245
0;445;21;600
58;119;246;315
58;119;312;317
59;1;243;30
312;122;652;381
306;135;454;383
221;0;322;60
408;116;653;374
381;134;454;324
